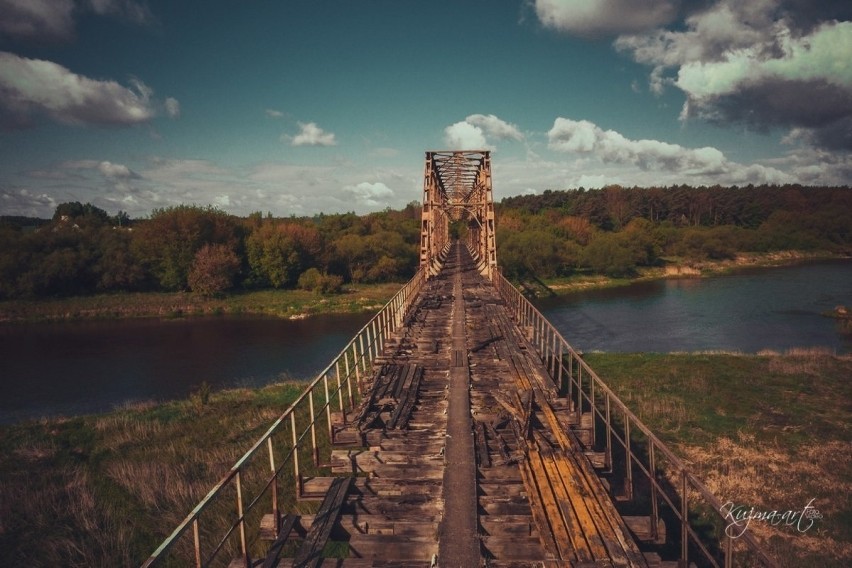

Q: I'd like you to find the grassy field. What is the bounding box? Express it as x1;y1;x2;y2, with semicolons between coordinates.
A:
1;349;849;566
0;282;401;323
0;382;326;566
584;349;852;567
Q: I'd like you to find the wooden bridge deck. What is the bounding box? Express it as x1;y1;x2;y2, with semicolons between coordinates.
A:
261;244;660;567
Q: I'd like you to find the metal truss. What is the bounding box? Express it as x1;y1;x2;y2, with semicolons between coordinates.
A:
419;150;497;278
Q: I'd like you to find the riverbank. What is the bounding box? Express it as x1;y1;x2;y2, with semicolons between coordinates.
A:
1;350;848;566
536;250;849;296
2;251;847;323
0;282;401;323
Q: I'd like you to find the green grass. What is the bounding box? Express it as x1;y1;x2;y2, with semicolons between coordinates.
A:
0;381;324;566
584;349;852;567
2;350;849;566
0;282;400;323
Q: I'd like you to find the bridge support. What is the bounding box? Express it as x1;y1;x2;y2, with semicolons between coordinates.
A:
420;150;497;279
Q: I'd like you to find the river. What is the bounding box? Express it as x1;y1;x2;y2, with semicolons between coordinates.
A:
1;261;849;424
0;312;371;424
537;260;851;355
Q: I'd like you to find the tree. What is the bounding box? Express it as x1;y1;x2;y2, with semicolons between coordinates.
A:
188;244;240;295
132;205;239;290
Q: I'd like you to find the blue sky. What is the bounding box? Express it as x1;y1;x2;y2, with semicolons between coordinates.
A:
1;0;850;218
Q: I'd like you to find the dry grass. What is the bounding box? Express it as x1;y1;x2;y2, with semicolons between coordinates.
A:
681;433;852;567
0;380;310;566
584;350;852;567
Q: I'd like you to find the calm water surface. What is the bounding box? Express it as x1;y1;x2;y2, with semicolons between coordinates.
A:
1;261;849;424
0;313;370;423
538;260;851;355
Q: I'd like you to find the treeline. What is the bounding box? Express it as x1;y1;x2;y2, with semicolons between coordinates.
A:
0;202;421;299
1;184;849;299
497;184;851;278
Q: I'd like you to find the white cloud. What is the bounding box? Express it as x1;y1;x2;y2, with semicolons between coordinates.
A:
574;174;612;189
289;122;337;146
534;0;678;37
443;113;523;150
547;116;727;173
0;188;57;216
164;97;180;119
465;114;524;141
443;121;489;150
547;116;792;184
265;109;284;119
674;21;852;100
96;161;139;179
615;1;852;150
343;181;395;207
0;52;162;129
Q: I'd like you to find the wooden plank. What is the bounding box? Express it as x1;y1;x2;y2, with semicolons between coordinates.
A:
293;477;352;568
553;451;646;567
474;420;491;467
261;514;299;568
526;449;574;561
537;448;593;563
515;453;559;559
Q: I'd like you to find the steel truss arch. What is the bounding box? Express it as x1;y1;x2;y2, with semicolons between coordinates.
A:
419;150;496;278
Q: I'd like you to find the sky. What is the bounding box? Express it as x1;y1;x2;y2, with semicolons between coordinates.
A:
0;0;850;219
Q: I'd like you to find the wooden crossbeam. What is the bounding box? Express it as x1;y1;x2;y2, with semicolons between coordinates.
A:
260;514;299;568
293;477;352;568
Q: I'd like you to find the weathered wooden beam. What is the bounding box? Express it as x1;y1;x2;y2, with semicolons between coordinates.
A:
293;476;352;568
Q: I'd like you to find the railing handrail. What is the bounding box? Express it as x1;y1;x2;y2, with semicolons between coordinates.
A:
142;268;425;567
491;270;776;567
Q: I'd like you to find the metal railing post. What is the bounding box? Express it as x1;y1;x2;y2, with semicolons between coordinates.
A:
308;390;319;466
681;470;689;564
268;437;279;533
649;441;659;541
291;413;301;497
235;470;249;568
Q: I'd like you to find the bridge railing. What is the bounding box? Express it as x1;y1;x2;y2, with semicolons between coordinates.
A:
492;271;777;568
142;269;426;568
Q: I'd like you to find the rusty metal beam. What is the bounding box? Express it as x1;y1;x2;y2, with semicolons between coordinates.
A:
419;150;497;278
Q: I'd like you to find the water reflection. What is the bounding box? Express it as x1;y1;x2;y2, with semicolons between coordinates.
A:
0;313;371;423
538;261;851;355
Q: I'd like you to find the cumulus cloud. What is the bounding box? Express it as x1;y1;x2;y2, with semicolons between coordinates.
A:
615;1;852;150
343;181;395;207
443;113;523;150
265;109;284;119
444;121;489;150
289;122;337;146
533;0;679;37
0;52;170;129
465;114;524;141
0;188;58;216
547;117;792;184
548;117;727;173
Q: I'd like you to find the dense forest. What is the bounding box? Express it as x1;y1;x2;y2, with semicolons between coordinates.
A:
0;184;849;299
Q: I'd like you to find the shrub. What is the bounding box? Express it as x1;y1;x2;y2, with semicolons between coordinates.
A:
187;244;240;296
298;268;343;294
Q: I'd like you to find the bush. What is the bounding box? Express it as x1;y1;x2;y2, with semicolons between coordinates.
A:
188;244;240;296
298;268;343;294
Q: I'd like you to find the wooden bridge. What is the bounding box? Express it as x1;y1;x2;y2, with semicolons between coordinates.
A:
143;151;775;568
